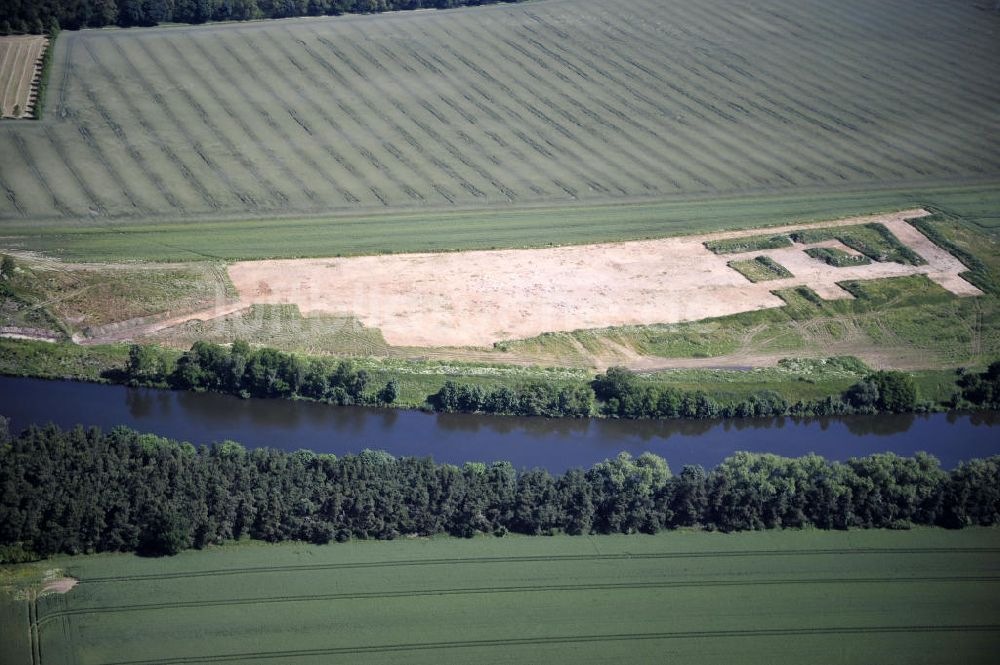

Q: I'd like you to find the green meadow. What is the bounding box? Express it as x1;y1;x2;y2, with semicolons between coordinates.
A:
2;529;998;665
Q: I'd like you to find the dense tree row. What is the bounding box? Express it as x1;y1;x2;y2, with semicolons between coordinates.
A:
428;380;593;417
593;366;920;419
0;0;518;33
128;341;398;405
129;342;955;420
1;421;997;560
431;365;923;420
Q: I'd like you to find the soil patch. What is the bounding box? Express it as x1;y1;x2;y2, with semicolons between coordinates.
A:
217;209;977;347
41;576;78;595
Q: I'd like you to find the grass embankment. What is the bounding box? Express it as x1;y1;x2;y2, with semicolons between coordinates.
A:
805;247;871;267
0;259;231;336
144;304;392;356
2;183;998;262
510;274;996;369
2;529;998;665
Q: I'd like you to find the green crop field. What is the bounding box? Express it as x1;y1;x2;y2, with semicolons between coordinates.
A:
2;529;998;664
0;0;998;261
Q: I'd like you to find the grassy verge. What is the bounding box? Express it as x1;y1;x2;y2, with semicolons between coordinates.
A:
507;272;997;368
2;182;998;262
142;305;391;356
0;257;229;336
0;338;135;382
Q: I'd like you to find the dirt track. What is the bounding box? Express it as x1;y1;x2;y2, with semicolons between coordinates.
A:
216;209;977;347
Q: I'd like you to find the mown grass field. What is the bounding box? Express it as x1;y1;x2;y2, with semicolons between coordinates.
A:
2;174;999;264
0;36;47;119
2;529;998;665
0;0;997;261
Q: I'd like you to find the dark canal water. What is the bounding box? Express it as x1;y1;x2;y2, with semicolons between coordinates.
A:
1;376;997;471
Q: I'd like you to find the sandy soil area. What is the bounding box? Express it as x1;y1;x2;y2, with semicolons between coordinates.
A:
150;209;977;348
41;577;78;595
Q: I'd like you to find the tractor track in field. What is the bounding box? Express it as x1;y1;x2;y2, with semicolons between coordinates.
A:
73;546;1000;583
95;625;1000;664
35;575;1000;625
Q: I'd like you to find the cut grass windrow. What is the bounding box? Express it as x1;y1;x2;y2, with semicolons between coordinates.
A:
2;0;995;224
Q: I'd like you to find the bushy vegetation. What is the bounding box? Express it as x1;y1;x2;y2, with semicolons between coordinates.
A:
1;421;997;560
0;254;69;336
727;255;793;282
910;215;999;295
428;380;593;417
0;338;134;381
957;361;1000;409
129;340;398;406
590;366;920;419
704;234;792;255
791;224;926;265
804;246;872;267
124;341;942;419
0;254;224;335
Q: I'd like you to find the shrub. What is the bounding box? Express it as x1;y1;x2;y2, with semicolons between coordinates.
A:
804;247;871;267
704;234;792;254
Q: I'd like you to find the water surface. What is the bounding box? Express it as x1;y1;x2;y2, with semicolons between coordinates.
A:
2;376;996;471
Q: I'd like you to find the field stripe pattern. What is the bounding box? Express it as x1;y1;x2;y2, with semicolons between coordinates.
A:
17;530;1000;665
0;0;998;224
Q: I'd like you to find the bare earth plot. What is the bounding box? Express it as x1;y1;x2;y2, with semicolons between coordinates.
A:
0;35;47;118
202;210;978;348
